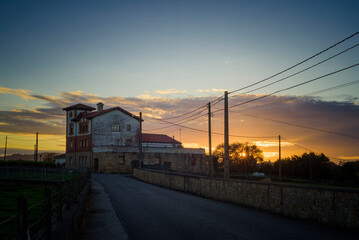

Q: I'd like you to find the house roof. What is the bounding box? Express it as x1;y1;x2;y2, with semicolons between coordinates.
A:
85;107;141;121
64;103;141;122
63;103;95;111
142;133;181;144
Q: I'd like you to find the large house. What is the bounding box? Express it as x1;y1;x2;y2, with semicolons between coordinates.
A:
63;102;207;174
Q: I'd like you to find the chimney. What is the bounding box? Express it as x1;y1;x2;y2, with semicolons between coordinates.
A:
97;102;104;113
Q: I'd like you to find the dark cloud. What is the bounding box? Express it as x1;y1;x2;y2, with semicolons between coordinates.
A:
1;90;358;162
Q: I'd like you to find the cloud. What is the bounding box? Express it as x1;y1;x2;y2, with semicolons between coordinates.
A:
155;89;188;95
337;156;359;160
183;142;205;149
197;88;226;93
252;141;292;147
136;94;163;100
1;86;359;162
0;86;34;101
263;152;278;158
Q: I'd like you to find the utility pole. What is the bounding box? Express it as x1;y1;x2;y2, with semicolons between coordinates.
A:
208;102;214;177
224;91;229;179
35;132;38;162
4;136;7;161
179;129;181;142
139;112;143;168
278;135;282;179
309;157;313;182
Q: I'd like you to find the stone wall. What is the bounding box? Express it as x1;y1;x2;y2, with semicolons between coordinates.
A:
89;147;207;174
133;168;359;229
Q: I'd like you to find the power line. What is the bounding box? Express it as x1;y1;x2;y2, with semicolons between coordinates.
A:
229;32;359;95
154;95;224;121
237;43;359;96
232;79;359;113
154;118;275;138
281;136;343;162
243;114;359;140
145;78;359;134
225;63;359;111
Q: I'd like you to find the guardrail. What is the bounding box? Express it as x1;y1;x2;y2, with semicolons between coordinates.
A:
0;168;91;240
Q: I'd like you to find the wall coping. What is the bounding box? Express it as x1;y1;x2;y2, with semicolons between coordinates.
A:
134;168;359;193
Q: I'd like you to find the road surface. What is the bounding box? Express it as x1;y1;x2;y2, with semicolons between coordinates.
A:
93;174;357;240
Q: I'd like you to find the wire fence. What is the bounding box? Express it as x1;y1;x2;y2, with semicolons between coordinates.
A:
0;167;79;182
0;167;91;240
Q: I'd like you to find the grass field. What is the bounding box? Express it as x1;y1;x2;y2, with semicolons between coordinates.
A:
0;183;58;240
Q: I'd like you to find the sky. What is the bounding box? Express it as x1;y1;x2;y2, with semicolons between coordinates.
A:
0;0;359;163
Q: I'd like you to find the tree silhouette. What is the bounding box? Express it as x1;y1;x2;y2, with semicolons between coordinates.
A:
213;142;263;174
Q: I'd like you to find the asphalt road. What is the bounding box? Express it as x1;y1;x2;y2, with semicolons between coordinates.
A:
93;174;357;240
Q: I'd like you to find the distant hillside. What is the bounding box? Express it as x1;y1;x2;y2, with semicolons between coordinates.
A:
1;153;64;161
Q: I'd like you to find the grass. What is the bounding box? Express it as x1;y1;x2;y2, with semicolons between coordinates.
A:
0;183;59;240
0;168;81;182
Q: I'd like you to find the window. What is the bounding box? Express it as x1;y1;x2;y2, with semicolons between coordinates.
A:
191;157;196;166
80;139;88;148
69;123;74;135
112;125;121;132
125;139;132;146
127;124;131;131
119;155;125;165
79;122;89;134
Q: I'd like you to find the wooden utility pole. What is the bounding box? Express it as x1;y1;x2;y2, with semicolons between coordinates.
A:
279;135;282;179
208;102;214;177
224;91;230;179
139;112;143;168
35;132;38;162
309;157;313;182
4;136;7;161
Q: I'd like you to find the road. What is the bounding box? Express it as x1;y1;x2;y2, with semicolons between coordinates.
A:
93;174;357;240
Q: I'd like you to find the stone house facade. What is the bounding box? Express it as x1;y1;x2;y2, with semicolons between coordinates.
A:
63;103;207;174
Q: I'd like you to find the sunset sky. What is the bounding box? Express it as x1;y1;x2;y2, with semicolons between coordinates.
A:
0;0;358;163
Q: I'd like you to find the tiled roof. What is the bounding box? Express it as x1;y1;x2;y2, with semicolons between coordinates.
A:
63;103;95;111
142;133;181;144
85;107;141;121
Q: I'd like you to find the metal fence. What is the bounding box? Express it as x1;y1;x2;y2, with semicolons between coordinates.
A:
0;168;91;240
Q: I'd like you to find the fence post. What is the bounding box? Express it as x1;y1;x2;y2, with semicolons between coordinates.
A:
44;188;52;240
57;184;63;221
66;182;71;210
17;194;28;240
74;179;79;203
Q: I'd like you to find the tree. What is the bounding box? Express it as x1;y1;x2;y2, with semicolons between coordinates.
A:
43;153;56;163
342;161;359;180
272;152;331;180
213;142;263;174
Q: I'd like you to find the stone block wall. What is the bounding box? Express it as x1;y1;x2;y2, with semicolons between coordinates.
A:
134;168;359;229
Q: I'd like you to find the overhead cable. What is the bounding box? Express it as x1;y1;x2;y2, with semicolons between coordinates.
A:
229;32;359;95
243;114;359;140
225;63;359;111
237;43;359;96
